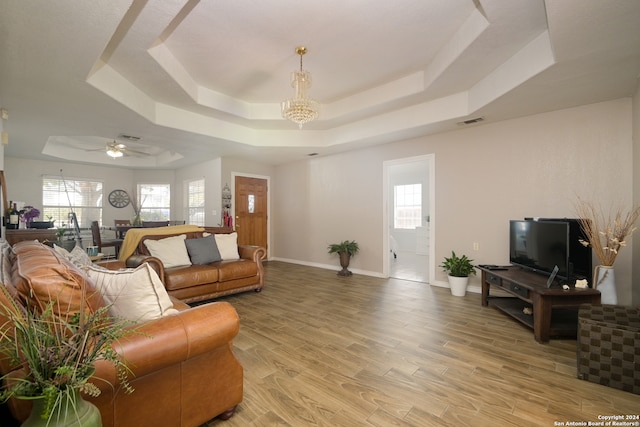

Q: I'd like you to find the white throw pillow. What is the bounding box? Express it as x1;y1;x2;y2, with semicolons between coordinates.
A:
143;234;192;268
214;232;240;260
54;243;92;267
85;263;178;323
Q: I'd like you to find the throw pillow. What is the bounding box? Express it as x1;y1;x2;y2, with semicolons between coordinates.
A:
185;235;222;265
214;232;240;260
54;244;92;267
85;262;178;323
143;234;192;268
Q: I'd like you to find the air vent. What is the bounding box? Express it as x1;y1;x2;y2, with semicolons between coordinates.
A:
117;134;142;142
457;117;485;126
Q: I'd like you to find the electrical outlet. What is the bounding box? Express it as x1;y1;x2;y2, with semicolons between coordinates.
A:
473;242;479;251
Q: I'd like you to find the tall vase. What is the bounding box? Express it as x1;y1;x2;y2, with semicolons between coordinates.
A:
22;390;102;427
338;252;353;276
594;265;617;305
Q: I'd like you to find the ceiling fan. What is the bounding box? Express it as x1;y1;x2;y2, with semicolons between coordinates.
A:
103;141;150;158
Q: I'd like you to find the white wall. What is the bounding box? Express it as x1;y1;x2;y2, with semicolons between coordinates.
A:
272;98;637;303
4;159;137;227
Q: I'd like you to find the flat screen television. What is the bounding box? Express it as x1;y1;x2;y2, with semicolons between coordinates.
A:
509;219;592;285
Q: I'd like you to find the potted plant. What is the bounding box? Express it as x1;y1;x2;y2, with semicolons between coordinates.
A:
54;226;77;252
0;289;135;426
19;205;41;229
440;251;476;296
328;240;359;276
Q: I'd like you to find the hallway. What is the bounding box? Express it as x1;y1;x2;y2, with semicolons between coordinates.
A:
390;250;429;283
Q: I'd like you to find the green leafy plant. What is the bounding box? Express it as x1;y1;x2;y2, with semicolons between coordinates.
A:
327;240;360;257
55;227;67;240
440;251;476;277
0;287;135;421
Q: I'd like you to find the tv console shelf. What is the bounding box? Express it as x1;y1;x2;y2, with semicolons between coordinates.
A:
478;266;600;343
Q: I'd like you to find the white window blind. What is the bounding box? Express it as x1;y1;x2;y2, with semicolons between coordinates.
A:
187;179;205;225
42;177;103;228
394;183;422;229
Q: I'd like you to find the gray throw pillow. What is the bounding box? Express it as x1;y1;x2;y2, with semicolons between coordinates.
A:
185;235;222;265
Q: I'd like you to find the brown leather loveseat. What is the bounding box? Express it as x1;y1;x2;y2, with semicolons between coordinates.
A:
123;226;266;304
0;240;243;426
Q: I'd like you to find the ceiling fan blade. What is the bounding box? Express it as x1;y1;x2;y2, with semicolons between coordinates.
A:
123;147;151;156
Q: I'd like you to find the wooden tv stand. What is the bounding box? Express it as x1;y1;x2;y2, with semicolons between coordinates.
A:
478;266;600;343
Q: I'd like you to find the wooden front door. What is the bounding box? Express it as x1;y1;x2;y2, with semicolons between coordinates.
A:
234;176;268;255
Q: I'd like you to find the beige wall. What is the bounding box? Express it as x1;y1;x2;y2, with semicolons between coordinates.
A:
272;98;637;302
2;97;638;303
175;158;222;225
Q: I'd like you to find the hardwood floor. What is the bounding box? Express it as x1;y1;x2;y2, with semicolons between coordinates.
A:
205;261;639;426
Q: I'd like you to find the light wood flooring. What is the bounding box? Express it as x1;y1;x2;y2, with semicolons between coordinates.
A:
205;261;639;426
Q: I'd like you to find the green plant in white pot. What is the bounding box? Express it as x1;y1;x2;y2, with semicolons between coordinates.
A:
440;251;476;296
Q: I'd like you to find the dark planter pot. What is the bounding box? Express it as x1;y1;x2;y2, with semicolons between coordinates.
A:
338;252;353;276
56;239;77;252
27;221;54;229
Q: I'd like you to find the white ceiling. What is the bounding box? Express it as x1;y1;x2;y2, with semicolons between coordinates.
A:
1;0;639;168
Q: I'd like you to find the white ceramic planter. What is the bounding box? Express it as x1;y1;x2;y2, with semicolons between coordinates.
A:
448;275;469;297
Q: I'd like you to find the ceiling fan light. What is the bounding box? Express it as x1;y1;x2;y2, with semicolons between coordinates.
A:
107;148;123;158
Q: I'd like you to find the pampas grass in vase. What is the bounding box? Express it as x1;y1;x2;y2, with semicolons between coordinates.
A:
575;198;640;300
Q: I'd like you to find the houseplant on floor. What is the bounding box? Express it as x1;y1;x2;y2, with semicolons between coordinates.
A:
440;251;476;296
0;289;135;426
328;240;359;276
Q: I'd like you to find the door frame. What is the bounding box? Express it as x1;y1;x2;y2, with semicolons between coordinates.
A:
382;154;435;283
231;172;271;259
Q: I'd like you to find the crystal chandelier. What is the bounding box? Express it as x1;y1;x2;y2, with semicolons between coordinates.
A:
281;46;319;129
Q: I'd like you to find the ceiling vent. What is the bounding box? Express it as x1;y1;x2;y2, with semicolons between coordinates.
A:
457;117;485;126
117;133;142;142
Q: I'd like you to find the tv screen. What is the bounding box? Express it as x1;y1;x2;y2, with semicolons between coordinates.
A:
509;220;570;280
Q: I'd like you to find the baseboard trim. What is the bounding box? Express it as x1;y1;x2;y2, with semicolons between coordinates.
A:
268;258;481;293
269;257;386;278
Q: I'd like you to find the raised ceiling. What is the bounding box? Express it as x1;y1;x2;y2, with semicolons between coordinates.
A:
1;0;639;168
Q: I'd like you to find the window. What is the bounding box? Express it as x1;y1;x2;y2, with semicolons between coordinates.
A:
42;177;103;228
137;184;170;221
186;179;205;226
394;183;422;229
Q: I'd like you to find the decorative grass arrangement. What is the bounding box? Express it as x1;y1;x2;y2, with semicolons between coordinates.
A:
0;287;135;421
575;198;640;267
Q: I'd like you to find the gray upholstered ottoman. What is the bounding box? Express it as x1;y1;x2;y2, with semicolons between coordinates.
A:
577;304;640;394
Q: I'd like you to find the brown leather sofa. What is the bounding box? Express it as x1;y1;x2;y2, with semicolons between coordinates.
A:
125;227;266;304
0;240;243;427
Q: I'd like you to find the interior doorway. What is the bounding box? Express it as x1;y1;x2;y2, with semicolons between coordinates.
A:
234;175;269;256
382;155;435;283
